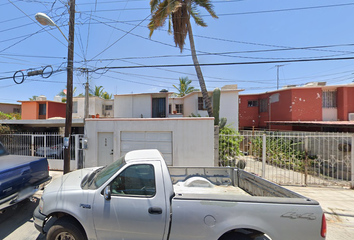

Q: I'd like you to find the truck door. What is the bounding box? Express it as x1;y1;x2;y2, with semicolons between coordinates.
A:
93;162;168;240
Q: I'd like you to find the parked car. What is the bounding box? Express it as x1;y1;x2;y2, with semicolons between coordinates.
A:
0;141;51;211
34;149;326;240
35;143;63;158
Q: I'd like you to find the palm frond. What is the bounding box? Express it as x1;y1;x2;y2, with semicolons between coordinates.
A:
190;7;206;27
193;0;218;18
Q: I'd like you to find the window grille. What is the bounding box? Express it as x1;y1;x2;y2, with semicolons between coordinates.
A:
259;98;268;112
322;90;337;108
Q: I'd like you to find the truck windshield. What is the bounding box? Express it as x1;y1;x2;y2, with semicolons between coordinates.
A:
93;156;125;188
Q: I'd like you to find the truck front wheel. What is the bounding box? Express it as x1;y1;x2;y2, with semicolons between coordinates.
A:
47;217;87;240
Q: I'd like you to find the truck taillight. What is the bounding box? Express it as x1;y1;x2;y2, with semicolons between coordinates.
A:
321;213;327;238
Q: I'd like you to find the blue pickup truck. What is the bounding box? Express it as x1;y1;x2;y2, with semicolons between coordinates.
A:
0;141;51;211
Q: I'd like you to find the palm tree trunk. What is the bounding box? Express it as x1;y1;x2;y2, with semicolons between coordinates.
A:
186;20;213;117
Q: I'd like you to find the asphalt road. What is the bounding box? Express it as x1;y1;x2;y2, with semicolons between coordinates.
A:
0;195;45;240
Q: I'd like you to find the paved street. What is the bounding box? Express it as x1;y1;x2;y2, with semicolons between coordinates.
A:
1;171;353;240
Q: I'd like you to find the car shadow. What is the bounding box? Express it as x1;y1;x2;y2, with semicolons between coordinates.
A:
0;198;39;239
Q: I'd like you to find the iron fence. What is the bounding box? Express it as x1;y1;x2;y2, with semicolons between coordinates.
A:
0;133;84;170
220;131;354;187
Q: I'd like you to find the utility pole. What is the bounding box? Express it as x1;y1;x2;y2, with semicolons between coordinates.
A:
84;68;89;119
275;65;284;90
63;0;76;174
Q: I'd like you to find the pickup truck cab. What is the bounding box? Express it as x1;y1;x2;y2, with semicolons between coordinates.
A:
0;142;51;211
34;149;326;240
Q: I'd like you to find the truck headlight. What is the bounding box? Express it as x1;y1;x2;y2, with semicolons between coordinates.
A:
38;197;44;213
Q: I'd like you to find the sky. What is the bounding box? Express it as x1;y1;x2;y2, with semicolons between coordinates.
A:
1;0;354;104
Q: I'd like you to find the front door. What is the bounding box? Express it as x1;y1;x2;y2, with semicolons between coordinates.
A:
152;98;166;118
93;162;167;240
98;132;113;166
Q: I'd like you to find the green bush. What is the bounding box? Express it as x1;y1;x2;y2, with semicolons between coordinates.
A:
219;124;243;166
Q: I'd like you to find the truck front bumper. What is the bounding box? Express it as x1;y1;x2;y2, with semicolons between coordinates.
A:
33;205;47;234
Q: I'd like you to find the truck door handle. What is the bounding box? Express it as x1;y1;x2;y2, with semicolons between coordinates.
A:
148;207;162;215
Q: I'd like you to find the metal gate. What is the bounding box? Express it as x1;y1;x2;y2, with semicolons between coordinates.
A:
0;133;84;171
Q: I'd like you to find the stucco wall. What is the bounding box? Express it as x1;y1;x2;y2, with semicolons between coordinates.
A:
47;102;66;119
220;90;239;130
0;104;20;114
21;102;38;120
84;118;214;167
114;95;152;118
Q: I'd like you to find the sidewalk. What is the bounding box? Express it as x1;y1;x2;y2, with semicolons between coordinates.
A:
287;186;354;240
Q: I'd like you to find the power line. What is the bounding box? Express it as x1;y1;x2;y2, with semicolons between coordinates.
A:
92;56;354;70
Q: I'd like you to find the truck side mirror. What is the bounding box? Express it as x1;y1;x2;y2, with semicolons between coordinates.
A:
104;186;111;200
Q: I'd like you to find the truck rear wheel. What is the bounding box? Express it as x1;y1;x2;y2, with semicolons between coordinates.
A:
220;232;253;240
46;217;86;240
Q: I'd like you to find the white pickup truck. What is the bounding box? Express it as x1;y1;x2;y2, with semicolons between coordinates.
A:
33;149;326;240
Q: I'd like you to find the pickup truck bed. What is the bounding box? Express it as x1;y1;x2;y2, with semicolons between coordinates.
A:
0;155;51;210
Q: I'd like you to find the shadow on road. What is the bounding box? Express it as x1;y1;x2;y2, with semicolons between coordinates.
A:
0;198;39;239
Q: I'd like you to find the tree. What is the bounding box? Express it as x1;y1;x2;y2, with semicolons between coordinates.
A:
149;0;218;117
102;92;112;99
92;86;104;97
29;95;38;101
58;86;77;102
173;77;195;97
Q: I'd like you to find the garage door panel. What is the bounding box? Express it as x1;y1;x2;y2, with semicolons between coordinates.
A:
121;132;145;141
162;154;172;165
145;142;171;153
121;131;172;165
146;132;171;141
121;142;145;151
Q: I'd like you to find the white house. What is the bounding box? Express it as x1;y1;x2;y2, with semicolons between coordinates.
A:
72;96;114;118
169;85;242;129
84;118;215;167
72;85;240;130
114;91;171;118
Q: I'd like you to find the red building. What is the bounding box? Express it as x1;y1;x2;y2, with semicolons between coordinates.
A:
239;83;354;132
19;100;66;120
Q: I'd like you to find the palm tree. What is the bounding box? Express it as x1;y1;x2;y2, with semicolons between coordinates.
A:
92;86;104;97
149;0;217;117
102;92;113;99
29;95;38;101
173;77;195;97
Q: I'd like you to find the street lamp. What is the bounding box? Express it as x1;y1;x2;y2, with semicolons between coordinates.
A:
35;4;75;174
35;13;68;42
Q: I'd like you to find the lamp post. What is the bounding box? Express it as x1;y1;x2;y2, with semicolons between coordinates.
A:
35;1;75;174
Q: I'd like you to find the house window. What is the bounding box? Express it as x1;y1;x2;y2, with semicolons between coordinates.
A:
175;104;183;114
169;104;171;114
105;105;112;111
322;90;337;108
259;98;268;113
248;100;258;107
198;96;212;110
13;108;20;113
39;104;46;115
73;102;78;113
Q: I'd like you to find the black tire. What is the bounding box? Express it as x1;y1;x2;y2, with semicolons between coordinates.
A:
220;232;253;240
46;217;86;240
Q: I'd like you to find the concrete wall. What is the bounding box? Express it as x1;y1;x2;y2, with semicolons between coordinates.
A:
0;103;21;114
114;95;152;118
73;97;113;118
84;118;214;167
220;90;239;130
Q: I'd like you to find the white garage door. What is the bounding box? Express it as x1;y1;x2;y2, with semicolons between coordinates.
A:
120;131;172;165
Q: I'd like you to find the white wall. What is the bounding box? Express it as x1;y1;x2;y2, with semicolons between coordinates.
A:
323;108;338;121
84;118;214;167
114;95;152;118
73;97;110;118
220;90;239;130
